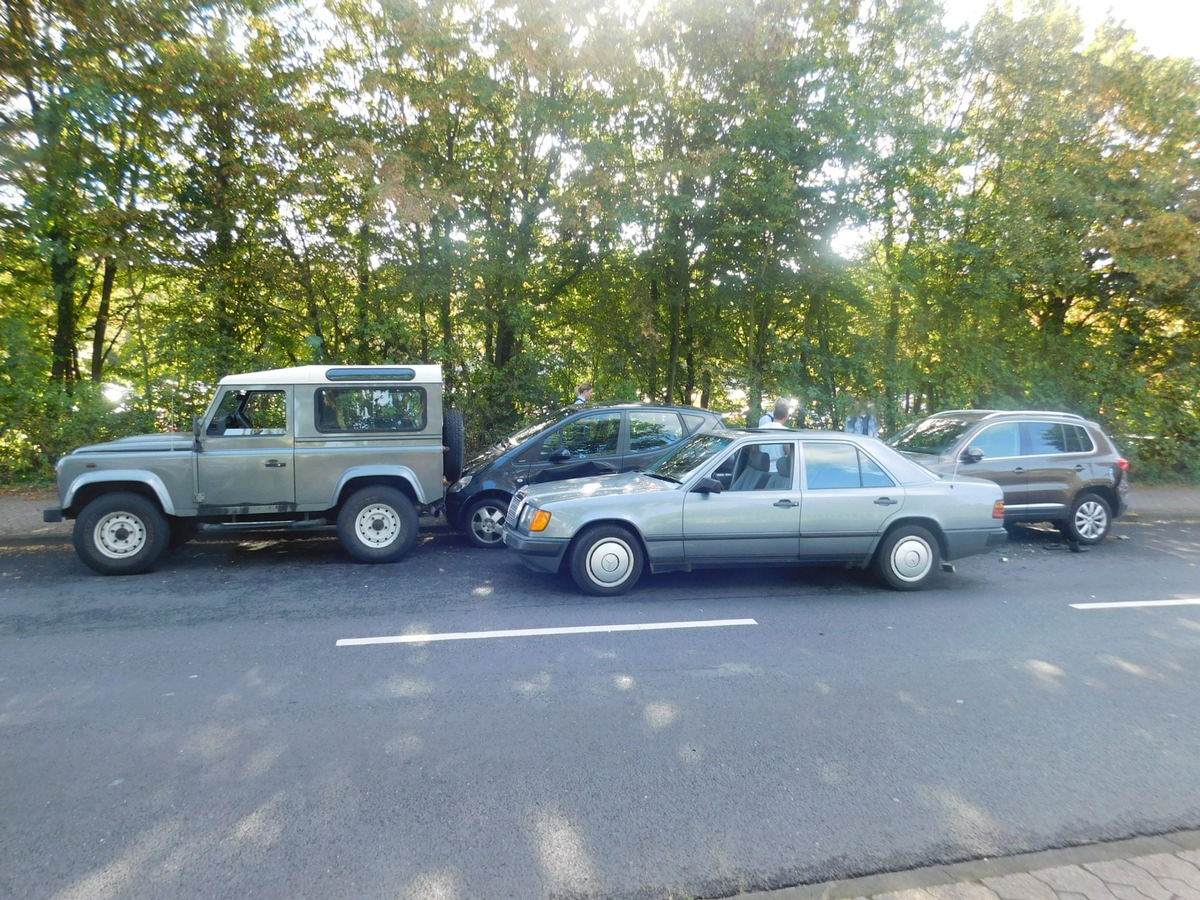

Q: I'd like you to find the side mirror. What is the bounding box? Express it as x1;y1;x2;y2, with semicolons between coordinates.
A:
548;448;573;464
193;415;204;451
692;477;722;494
963;447;985;464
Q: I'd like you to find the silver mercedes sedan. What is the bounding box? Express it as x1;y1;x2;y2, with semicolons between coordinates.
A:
503;429;1007;596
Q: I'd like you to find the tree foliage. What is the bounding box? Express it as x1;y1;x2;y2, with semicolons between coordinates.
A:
2;0;1198;482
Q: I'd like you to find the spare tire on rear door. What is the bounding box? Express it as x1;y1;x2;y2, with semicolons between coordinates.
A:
443;409;465;482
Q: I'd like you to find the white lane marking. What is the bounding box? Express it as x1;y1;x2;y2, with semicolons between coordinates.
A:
1071;599;1200;610
337;618;758;647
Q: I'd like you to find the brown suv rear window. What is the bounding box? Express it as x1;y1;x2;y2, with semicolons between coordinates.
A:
1029;422;1094;455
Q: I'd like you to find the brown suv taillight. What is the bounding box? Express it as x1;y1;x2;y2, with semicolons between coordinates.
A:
993;500;1005;519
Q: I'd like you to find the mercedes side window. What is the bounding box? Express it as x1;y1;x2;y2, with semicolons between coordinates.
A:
726;443;791;491
804;442;894;490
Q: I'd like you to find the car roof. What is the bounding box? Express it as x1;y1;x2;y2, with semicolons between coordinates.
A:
219;365;444;386
569;402;722;414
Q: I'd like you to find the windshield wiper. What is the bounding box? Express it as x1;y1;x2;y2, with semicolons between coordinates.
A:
641;471;681;483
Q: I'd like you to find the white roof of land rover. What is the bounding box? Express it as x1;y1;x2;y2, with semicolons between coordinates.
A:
219;365;443;385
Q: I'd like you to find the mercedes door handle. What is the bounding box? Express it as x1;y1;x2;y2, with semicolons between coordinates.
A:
773;499;798;508
264;460;287;468
874;497;898;506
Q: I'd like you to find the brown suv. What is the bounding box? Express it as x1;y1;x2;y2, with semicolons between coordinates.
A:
888;409;1130;545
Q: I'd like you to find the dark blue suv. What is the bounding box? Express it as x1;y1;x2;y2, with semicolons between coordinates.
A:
445;404;726;548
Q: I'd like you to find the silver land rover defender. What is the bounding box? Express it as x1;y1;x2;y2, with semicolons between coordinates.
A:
44;365;466;575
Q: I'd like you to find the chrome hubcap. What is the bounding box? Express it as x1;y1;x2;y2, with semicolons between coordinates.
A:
585;537;635;588
890;535;933;583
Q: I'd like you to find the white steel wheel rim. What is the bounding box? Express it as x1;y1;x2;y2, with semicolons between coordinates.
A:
354;503;402;548
889;534;933;583
585;537;636;588
1074;501;1107;540
470;505;506;545
94;512;148;560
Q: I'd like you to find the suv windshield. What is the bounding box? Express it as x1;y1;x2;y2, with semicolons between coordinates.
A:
889;417;977;455
648;433;734;481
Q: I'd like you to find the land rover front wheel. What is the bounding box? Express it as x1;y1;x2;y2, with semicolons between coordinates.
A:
74;492;169;575
337;486;419;563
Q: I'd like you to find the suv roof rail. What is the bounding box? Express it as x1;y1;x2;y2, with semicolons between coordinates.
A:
978;410;1086;420
931;408;1085;421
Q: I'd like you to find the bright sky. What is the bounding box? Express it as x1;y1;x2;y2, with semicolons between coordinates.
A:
942;0;1199;59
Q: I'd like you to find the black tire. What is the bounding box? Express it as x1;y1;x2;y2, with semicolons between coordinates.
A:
336;486;419;563
873;524;941;591
1060;493;1111;545
73;492;169;576
464;496;509;549
568;524;644;596
443;409;466;483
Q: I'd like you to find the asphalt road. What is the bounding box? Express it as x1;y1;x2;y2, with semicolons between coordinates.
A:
2;510;1199;900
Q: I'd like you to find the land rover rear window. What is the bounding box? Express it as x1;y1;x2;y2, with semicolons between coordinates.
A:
316;387;427;433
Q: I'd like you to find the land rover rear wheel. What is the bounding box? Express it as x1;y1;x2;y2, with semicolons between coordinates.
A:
336;486;419;563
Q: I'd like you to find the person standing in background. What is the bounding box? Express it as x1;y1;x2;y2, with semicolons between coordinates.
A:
844;399;879;437
574;383;594;404
760;398;791;429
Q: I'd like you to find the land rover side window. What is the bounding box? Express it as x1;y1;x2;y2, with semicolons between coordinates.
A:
315;387;426;433
972;422;1021;459
803;442;895;490
540;412;620;460
209;389;287;435
629;411;684;453
1028;421;1094;455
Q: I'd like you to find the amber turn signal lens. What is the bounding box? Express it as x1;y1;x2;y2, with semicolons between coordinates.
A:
530;509;552;532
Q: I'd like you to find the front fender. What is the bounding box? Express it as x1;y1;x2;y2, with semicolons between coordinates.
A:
62;470;179;517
